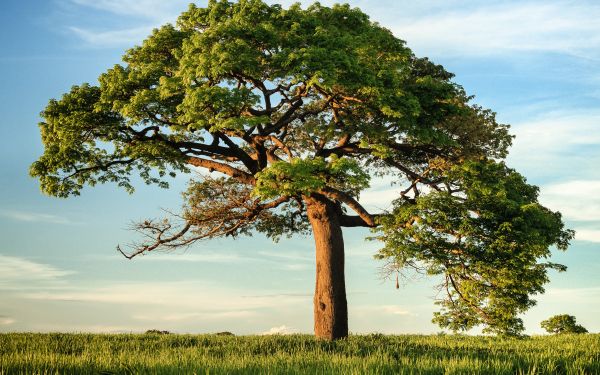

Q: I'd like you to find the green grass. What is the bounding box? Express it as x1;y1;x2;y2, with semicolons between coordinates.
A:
1;333;599;374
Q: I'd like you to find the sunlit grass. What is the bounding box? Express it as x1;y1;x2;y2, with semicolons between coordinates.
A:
1;333;598;374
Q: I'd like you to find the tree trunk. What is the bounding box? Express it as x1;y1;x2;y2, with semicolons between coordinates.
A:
304;195;348;340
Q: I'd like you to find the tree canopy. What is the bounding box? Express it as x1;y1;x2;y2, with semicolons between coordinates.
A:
31;0;573;337
541;314;588;334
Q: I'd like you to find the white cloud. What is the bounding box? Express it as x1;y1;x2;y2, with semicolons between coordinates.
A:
539;180;600;222
544;286;600;302
381;305;414;316
507;111;600;178
574;229;600;243
70;0;190;21
69;26;156;48
133;310;256;322
0;210;71;224
63;0;600;57
257;250;312;263
0;317;15;325
261;325;297;335
138;250;312;271
282;264;310;271
66;324;138;333
21;281;308;311
66;0;190;47
0;255;74;288
353;304;416;317
138;252;244;263
390;2;600;59
17;281;312;333
515;113;600;148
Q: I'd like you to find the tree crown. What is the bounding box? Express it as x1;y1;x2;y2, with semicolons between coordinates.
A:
31;0;572;336
541;314;588;334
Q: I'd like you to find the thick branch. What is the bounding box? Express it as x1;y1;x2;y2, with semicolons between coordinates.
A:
339;214;381;227
263;98;304;134
254;135;293;160
319;187;376;227
213;131;258;172
187;157;255;185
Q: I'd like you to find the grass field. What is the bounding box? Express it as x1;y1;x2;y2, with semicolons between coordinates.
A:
1;332;599;374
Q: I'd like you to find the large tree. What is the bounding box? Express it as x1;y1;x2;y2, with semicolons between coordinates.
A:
31;0;573;339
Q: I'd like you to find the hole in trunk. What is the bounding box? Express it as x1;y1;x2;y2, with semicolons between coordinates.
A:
320;302;326;310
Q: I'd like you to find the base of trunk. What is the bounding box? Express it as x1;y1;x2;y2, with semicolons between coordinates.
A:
305;195;348;340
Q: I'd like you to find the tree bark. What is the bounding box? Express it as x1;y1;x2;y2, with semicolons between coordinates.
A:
304;194;348;340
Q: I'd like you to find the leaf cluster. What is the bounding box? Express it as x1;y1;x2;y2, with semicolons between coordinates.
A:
254;156;369;199
374;159;574;336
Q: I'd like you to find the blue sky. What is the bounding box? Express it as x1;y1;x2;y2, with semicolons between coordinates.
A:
1;0;599;335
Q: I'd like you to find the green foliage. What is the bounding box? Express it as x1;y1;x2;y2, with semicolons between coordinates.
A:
541;315;588;334
254;156;369;199
32;0;510;198
2;333;599;374
30;0;570;337
374;159;574;336
29;84;187;197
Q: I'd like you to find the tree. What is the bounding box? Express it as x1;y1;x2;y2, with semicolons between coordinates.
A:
541;315;588;334
31;0;573;339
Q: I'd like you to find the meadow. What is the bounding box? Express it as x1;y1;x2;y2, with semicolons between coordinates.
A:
1;332;599;374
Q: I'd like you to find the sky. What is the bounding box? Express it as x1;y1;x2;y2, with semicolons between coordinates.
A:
0;0;599;335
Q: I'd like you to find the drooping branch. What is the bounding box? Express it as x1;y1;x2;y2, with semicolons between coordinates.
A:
117;221;192;259
118;177;292;259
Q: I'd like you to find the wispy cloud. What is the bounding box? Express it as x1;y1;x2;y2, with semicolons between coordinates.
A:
261;325;298;335
511;111;600;152
539;180;600;222
61;324;138;333
0;255;75;289
137;252;244;263
17;280;312;333
0;210;72;224
543;286;600;304
64;0;191;47
507;111;600;180
574;229;600;243
390;2;600;59
21;281;308;311
68;26;155;48
133;310;256;322
137;250;312;271
70;0;190;20
353;304;417;317
257;250;312;263
0;316;15;325
63;1;600;57
381;305;415;316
